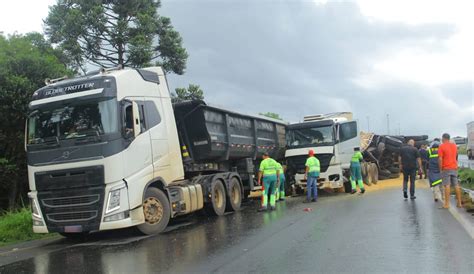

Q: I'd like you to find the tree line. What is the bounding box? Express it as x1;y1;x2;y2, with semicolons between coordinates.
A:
0;0;199;210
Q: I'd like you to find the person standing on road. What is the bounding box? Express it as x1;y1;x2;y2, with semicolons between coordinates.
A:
427;141;443;203
350;147;365;194
399;139;422;200
275;162;286;201
419;144;429;179
257;152;280;211
304;149;320;203
439;133;462;209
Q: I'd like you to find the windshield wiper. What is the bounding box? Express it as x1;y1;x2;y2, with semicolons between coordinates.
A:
32;136;60;148
74;128;102;145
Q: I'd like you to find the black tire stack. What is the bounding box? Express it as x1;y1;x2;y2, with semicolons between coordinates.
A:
362;134;429;180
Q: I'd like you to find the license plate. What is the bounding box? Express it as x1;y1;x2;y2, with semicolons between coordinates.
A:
64;225;83;233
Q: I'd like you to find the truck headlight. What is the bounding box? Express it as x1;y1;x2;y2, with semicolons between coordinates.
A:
106;189;121;214
30;198;42;219
29;196;44;226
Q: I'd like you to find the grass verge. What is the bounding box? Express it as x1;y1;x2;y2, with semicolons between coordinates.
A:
459;168;474;190
0;208;56;247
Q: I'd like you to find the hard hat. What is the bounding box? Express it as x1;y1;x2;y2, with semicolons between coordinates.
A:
308;149;315;156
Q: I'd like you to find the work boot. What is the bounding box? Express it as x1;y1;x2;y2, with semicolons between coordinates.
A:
403;191;408;199
410;196;416;200
270;206;276;211
279;198;285;201
311;198;317;202
258;206;267;212
351;189;357;194
360;188;365;194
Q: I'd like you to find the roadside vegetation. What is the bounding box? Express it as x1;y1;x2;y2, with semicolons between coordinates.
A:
458;168;474;190
0;208;56;247
458;168;474;213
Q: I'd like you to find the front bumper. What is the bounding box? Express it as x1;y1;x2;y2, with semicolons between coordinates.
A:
30;181;143;234
294;164;343;189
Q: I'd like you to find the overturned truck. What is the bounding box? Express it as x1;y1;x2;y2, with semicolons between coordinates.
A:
361;132;430;183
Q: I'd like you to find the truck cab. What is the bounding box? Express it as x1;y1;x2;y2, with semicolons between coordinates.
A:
26;67;185;235
285;113;359;192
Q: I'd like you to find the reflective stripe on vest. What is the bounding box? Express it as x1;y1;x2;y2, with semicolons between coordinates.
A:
432;179;442;186
429;148;439;158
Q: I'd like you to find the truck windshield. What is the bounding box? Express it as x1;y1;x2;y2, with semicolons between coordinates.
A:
287;125;334;148
27;98;118;144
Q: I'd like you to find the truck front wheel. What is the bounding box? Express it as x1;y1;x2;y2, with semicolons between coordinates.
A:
137;187;170;235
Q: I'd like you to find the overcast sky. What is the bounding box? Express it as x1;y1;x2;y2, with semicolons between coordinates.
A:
1;0;472;138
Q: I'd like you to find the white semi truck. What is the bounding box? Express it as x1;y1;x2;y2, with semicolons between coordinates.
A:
467;121;474;160
26;66;286;237
285;113;360;193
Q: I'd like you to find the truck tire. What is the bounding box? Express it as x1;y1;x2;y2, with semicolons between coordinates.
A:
385;144;401;152
226;177;242;211
385;136;402;146
370;163;379;184
362;163;372;186
387;166;400;174
137;187;170;235
206;179;227;216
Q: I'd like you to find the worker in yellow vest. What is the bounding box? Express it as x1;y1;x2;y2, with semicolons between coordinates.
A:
275;162;286;201
304;149;320;203
257;152;280;211
350;147;365;194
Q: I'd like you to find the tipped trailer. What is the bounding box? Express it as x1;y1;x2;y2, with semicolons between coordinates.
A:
26;66;285;237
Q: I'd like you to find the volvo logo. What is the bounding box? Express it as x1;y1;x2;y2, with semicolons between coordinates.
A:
62;151;71;159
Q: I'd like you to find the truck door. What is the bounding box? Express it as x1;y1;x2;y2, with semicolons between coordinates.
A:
121;98;153;186
144;99;170;172
337;121;359;169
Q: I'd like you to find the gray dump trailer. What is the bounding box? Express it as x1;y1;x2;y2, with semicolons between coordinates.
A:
174;100;286;194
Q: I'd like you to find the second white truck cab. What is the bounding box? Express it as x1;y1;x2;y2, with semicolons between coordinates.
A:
285;113;359;192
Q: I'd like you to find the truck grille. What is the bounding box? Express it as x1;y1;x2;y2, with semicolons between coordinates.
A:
42;195;100;208
36;166;105;233
286;154;333;174
47;211;98;222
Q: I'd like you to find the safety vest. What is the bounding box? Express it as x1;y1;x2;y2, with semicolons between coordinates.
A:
305;156;320;173
351;151;363;163
428;147;441;186
259;158;278;176
428;147;439;158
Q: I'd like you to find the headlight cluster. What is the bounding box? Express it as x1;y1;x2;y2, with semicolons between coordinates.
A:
106;189;121;214
29;195;44;226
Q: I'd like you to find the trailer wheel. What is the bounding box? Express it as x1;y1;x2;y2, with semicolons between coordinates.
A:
362;163;372;186
206;179;226;216
370;163;379;184
137;187;170;235
226;177;242;211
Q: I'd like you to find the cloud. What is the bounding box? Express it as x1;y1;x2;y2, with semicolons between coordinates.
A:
161;0;470;137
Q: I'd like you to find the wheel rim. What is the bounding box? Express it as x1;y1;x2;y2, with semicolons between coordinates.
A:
143;197;163;224
231;183;240;205
214;186;223;208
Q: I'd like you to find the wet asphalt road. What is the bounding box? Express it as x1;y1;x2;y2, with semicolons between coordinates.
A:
1;180;473;274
